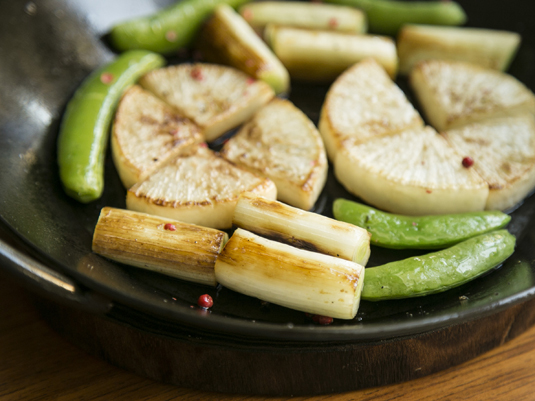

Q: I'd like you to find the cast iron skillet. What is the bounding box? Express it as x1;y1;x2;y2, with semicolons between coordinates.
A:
2;0;535;343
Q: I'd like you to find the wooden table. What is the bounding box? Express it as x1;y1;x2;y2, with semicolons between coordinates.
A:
1;270;535;400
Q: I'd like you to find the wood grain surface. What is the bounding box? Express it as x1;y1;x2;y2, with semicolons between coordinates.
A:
1;269;535;400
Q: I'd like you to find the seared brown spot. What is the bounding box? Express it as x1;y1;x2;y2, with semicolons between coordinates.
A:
248;227;327;255
501;162;512;174
140;115;158;125
141;111;194;142
130;190;216;207
244;123;263;141
465;137;490;146
163;112;187;125
251;198;283;209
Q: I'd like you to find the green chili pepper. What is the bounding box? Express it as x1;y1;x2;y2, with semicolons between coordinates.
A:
333;199;510;249
322;0;467;36
109;0;252;54
57;50;165;203
362;230;516;301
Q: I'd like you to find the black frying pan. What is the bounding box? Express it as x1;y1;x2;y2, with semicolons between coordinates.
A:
2;0;535;345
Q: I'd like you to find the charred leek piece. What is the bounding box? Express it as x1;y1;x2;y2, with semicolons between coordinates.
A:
215;229;365;319
239;2;367;34
265;25;398;82
195;4;290;94
233;194;371;265
92;207;228;286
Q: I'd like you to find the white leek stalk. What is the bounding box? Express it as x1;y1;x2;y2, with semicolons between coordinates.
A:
239;2;367;34
92;207;228;286
233;194;371;265
215;228;365;319
397;24;521;75
265;25;398;82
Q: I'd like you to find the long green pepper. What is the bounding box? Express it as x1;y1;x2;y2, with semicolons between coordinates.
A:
109;0;252;54
361;230;516;301
333;199;511;249
57;50;165;203
322;0;467;35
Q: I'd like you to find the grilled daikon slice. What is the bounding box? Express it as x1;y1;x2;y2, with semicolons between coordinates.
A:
220;98;327;210
127;145;277;229
265;25;397;82
442;116;535;211
92;207;228;286
139;63;275;141
397;24;521;75
195;4;290;95
410;59;535;131
239;2;367;33
111;85;203;189
335;126;489;215
215;228;365;319
233;193;371;265
319;58;423;161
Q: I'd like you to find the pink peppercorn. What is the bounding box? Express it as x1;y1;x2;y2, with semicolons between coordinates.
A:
100;72;114;84
312;314;333;325
242;8;253;21
462;156;474;168
198;294;214;309
328;17;338;28
190;67;203;80
164;223;176;231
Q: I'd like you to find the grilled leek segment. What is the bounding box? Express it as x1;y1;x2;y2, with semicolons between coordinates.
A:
233;194;371;265
319;58;423;161
239;2;367;33
410;59;535;131
265;25;398;82
92;207;228;286
195;4;290;94
397;25;521;75
111;85;203;189
126;145;277;229
443;116;535;211
215;229;365;319
335;126;489;215
220;98;327;210
139;63;275;142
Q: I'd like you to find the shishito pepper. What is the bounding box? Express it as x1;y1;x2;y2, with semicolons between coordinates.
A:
322;0;466;36
109;0;252;54
333;199;511;250
362;230;515;301
57;50;165;203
